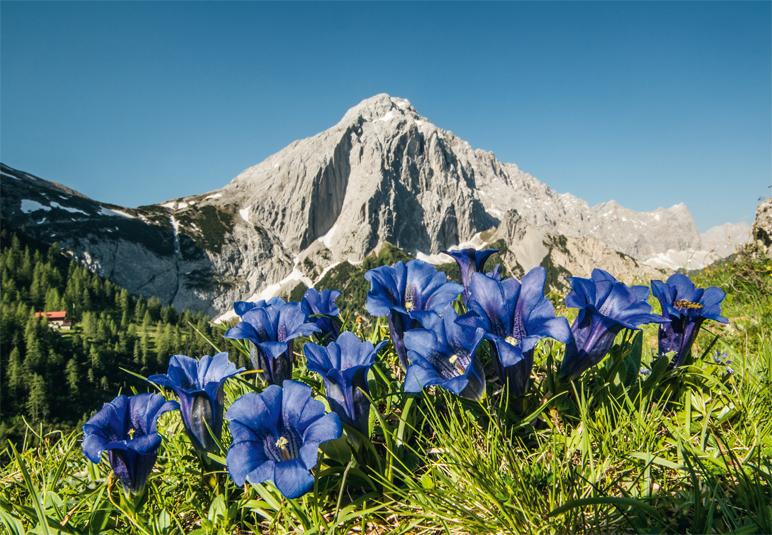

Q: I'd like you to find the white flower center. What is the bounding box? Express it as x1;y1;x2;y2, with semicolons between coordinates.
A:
275;436;291;460
448;354;465;374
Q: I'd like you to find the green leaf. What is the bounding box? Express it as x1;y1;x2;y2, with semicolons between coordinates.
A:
618;330;643;386
10;443;51;535
0;508;26;535
549;496;659;518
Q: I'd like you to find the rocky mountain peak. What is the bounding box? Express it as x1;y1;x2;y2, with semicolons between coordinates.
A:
339;93;419;124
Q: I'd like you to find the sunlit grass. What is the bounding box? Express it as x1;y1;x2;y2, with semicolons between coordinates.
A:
1;257;770;533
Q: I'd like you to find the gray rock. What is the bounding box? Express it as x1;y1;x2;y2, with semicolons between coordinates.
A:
750;198;772;257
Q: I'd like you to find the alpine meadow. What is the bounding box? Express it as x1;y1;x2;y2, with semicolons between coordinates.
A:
2;2;771;533
1;230;770;532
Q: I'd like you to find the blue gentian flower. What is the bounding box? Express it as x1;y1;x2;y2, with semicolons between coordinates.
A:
233;297;285;317
651;273;728;367
443;248;498;300
487;264;503;281
403;308;487;401
304;331;386;433
225;301;320;385
148;353;244;453
225;380;342;499
301;288;343;343
460;267;571;396
365;260;463;369
559;269;664;379
82;393;179;493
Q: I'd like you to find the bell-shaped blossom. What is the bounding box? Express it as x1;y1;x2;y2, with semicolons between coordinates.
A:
365;260;462;369
149;353;244;453
82;393;178;493
233;297;285;317
403;308;487;401
443;247;498;300
225;301;319;385
651;273;727;367
301;288;343;343
225;380;342;499
487;264;503;281
460;267;570;396
559;269;664;379
304;332;386;433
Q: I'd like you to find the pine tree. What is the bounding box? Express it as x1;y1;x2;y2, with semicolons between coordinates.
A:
82;311;97;340
140;330;151;368
147;297;162;321
6;347;22;397
23;316;45;371
132;339;142;368
89;344;102;370
26;373;49;421
134;300;146;323
20;247;33;283
47;241;61;263
44;287;62;311
65;358;79;394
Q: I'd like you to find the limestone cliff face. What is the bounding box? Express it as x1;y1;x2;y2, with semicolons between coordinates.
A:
750;198;772;258
0;94;751;315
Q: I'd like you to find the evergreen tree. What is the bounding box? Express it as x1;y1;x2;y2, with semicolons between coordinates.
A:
6;347;22;397
44;287;62;311
23;316;45;371
65;358;79;394
26;373;48;421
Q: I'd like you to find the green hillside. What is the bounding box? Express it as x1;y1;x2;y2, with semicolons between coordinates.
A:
0;231;219;442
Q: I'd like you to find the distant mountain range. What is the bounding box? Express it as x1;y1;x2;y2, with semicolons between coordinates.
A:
0;94;751;316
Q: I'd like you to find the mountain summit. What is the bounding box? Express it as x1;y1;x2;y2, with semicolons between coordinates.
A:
0;94;750;315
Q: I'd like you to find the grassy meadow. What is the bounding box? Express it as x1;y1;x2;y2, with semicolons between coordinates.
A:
1;255;770;534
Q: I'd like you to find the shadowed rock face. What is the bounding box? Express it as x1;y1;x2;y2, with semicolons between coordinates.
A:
0;94;752;315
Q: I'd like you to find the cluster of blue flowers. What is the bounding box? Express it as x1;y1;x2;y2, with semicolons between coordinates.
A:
82;250;727;500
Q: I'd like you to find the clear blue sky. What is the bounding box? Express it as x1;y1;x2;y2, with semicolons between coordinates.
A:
2;1;770;230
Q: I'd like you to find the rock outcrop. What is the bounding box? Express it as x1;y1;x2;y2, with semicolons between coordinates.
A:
750;198;772;258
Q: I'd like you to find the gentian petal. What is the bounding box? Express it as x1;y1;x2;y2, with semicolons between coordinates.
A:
274;459;315;499
281;380;325;434
82;432;109;463
302;413;342;450
224;321;261;344
227;441;270;486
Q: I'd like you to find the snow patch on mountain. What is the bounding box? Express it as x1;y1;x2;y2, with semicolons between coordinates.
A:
49;201;88;215
162;200;195;210
99;207;135;218
214;267;312;323
416;251;448;265
21;199;51;213
319;223;339;249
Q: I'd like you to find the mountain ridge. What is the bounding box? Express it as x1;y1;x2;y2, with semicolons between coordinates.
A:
0;94;751;316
